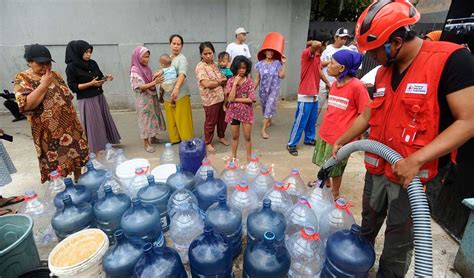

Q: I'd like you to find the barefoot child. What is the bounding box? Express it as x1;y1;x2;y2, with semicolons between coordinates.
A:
225;56;256;161
312;49;370;200
157;54;178;106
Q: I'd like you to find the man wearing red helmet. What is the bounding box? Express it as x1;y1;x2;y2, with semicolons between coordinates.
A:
333;0;474;276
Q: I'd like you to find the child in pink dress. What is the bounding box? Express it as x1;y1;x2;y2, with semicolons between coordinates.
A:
225;56;256;161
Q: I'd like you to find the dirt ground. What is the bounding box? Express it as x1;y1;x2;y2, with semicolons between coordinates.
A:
0;101;461;277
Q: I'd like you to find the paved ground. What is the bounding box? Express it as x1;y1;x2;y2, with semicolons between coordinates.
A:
0;101;461;277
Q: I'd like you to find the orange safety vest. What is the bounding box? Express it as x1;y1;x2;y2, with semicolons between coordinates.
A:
365;40;462;184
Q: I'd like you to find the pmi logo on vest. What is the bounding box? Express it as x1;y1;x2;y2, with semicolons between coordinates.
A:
405;83;428;95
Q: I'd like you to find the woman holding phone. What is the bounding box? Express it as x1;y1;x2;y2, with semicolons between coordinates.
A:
65;40;121;154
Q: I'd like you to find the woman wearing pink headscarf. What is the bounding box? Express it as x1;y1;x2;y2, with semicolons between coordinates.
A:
130;46;166;153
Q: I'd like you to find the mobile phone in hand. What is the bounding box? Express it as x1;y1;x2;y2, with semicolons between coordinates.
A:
0;133;13;142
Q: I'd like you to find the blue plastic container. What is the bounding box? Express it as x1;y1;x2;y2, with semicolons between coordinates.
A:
137;176;171;231
195;170;227;214
166;164;196;193
53;178;93;209
102;230;142;278
188;226;233;278
205;195;242;258
51;195;96;240
134;243;187;278
179;138;206;174
120;199;164;247
243;231;291;278
247;198;286;245
321;224;376;278
78;161;107;200
94;185;131;242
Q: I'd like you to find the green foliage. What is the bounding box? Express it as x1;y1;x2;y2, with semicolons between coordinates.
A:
310;0;372;22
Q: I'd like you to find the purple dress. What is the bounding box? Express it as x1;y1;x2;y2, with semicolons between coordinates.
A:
255;60;282;118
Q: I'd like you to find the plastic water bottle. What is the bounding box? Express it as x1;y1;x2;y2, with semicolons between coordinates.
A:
319;198;356;242
205;195;243;258
195;157;219;181
120;198;164;247
285;197;319;241
103;230;142;278
51;194;96;240
137;176;171;232
113;148;128;170
98;171;123;199
194;170;227;214
133;243;187;278
251;166;275;200
243;231;291;278
126;167;149;199
166;164;196;193
307;182;335;220
262;181;293;214
94;185;131;242
88;152;106;170
321;224;376;277
220;160;243;193
53;178;93;208
287;226;325;277
78;161;107;200
243;153;261;183
160;143;179;165
45;170;65;203
229;181;259;234
188;225;233;277
169;203;204;264
247;199;287;245
282;168;307;203
19;191;57;246
167;188;200;218
100;143;117;170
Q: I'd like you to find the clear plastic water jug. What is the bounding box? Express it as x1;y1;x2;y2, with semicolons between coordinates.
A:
319;198;356;242
285;197;319;241
167;188;200;218
100;143;117;170
262;181;293;214
88;152;106;170
45;170;65;203
229;180;259;234
220;160;243;194
166;164;196;193
160;143;179;165
287;226;325;277
126;167;149;199
98;171;124;199
242;153;261;183
251;166;275;200
113;148;128;171
195;157;219;181
307;182;335;220
282;168;307;203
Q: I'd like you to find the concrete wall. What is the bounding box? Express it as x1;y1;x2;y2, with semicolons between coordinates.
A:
0;0;311;110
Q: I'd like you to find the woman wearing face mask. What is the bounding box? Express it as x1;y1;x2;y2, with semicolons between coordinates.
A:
65;40;121;154
14;44;89;183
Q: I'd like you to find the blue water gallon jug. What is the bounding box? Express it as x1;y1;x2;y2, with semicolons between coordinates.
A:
247;198;286;245
321;224;376;277
102;230;142;278
243;231;291;278
78;161;107;200
166;164;196;193
94;185;131;242
205;195;242;258
53;178;93;208
120;198;164;247
188;225;233;278
134;242;187;278
51;195;96;240
179;138;206;174
195;170;227;213
137;176;171;231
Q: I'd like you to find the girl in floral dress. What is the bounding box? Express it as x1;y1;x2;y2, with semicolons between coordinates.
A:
225;56;256;161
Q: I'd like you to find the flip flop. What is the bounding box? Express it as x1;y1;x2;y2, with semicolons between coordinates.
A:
0;195;25;208
145;145;156;153
0;208;17;216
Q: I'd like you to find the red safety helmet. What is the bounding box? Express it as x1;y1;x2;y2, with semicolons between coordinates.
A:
355;0;420;51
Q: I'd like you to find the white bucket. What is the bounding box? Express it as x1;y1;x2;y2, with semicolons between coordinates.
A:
116;158;150;187
48;229;109;277
151;164;177;183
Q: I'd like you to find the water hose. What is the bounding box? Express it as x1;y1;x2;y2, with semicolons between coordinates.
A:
318;139;432;277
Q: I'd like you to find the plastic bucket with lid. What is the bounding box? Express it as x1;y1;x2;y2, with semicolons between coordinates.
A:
48;228;109;277
0;214;41;278
151;163;177;183
257;32;285;61
116;158;150;187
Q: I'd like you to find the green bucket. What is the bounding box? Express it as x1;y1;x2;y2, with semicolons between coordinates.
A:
0;214;41;278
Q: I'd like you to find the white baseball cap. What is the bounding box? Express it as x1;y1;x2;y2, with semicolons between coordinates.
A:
235;27;249;35
335;27;350;37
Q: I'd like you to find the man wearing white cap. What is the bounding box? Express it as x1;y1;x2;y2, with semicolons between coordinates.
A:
226;27;251;62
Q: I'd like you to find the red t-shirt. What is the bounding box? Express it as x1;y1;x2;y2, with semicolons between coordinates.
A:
318;78;370;145
298;47;321;96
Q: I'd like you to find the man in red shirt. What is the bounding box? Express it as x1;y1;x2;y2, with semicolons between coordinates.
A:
287;40;330;156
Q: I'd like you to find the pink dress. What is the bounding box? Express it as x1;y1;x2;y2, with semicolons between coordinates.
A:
225;76;256;124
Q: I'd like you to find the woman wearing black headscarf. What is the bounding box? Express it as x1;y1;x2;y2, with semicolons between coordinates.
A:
65;40;121;153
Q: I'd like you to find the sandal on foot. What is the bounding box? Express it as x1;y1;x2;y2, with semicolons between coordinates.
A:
145;145;155;153
287;145;298;156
